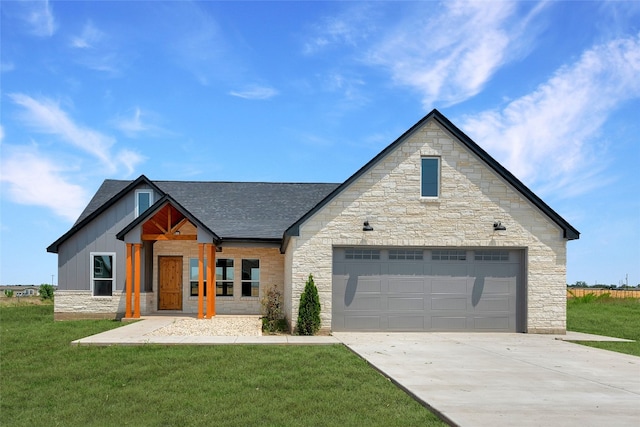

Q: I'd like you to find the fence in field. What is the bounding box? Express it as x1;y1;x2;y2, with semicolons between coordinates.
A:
567;288;640;299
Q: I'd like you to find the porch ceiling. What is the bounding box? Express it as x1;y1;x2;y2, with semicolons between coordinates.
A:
141;204;196;241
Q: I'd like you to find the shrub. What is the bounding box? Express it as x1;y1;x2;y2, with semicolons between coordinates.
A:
39;284;54;300
261;285;287;333
296;274;321;335
4;289;14;298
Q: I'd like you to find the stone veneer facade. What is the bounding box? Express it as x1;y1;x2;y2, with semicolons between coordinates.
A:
54;242;284;319
285;119;567;334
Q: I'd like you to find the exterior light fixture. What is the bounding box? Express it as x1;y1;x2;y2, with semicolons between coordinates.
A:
363;220;374;232
174;230;181;235
493;222;506;231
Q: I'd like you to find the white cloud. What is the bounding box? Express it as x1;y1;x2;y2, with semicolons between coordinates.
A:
10;93;115;168
23;0;57;37
116;149;145;176
303;3;379;55
365;1;545;108
229;85;278;100
67;21;120;74
461;33;640;197
0;146;88;222
70;20;105;49
9;93;144;174
112;107;169;138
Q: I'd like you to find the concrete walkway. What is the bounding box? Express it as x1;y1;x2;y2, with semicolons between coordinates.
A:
71;316;340;345
334;332;640;427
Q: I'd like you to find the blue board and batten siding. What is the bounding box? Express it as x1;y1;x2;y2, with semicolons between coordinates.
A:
57;184;157;292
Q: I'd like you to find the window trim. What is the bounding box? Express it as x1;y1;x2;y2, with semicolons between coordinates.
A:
215;258;234;297
90;252;116;297
189;258;207;297
421;157;440;199
135;189;153;217
241;259;260;298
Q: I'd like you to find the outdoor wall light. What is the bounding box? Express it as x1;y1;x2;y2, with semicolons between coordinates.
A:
363;220;374;232
493;222;506;231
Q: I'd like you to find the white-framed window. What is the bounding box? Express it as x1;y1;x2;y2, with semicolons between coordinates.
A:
135;190;153;217
241;259;259;297
421;157;440;198
91;252;115;296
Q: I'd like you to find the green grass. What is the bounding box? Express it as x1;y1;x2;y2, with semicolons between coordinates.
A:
0;305;445;427
567;296;640;356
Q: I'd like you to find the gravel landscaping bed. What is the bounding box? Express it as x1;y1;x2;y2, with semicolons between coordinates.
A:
146;316;262;337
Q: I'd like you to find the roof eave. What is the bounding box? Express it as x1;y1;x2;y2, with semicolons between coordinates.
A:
47;175;162;253
283;109;580;243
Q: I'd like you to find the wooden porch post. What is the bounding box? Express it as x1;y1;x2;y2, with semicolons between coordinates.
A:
198;243;204;319
133;243;142;318
125;243;133;318
206;244;216;318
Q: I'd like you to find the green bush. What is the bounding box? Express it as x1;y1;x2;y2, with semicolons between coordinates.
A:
296;274;321;335
4;289;14;298
261;285;287;333
39;284;54;300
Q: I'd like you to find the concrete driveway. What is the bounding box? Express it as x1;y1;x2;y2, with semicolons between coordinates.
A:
333;332;639;427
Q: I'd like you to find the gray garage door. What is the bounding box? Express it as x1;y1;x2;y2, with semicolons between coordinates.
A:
332;248;524;332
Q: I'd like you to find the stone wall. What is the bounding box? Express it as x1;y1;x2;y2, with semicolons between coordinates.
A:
153;241;284;315
54;243;284;319
286;119;568;334
53;290;153;320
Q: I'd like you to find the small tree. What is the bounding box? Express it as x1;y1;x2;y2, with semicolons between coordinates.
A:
40;284;54;300
261;285;285;333
296;274;321;335
4;289;14;298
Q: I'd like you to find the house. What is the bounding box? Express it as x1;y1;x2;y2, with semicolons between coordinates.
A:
47;109;579;333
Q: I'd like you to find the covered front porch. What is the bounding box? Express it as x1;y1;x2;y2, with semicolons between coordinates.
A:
118;197;220;320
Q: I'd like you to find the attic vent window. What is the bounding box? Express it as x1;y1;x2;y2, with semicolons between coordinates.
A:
135;190;153;217
421;157;440;198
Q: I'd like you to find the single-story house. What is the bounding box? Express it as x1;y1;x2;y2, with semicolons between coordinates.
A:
47;109;579;333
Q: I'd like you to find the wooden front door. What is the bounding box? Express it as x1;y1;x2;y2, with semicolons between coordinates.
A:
159;256;182;310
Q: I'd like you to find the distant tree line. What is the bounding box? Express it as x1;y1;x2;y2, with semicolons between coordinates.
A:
567;281;640;289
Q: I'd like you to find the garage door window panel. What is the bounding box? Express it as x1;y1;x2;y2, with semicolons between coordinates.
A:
389;249;423;260
475;250;509;261
432;250;467;261
345;249;380;260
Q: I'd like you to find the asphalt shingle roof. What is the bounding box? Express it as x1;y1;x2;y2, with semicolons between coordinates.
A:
76;179;340;240
153;181;340;240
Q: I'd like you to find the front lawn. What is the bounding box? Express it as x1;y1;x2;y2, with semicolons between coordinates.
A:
0;305;445;426
567;296;640;356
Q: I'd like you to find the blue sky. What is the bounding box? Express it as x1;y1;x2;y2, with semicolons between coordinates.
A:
1;1;639;287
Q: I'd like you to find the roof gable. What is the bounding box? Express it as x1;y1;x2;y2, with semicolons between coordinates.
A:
283;109;579;245
47;175;162;253
115;194;220;243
